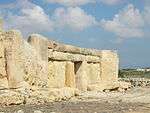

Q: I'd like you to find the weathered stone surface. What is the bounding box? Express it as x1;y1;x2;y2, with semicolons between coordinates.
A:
48;87;76;101
28;34;48;62
0;42;6;78
87;81;119;91
23;41;48;88
0;90;24;106
65;62;76;88
87;63;101;84
100;50;119;82
34;110;43;113
48;61;66;88
0;29;121;106
48;50;100;62
118;81;131;89
27;87;76;104
4;30;25;89
0;78;8;89
15;110;24;113
48;41;102;57
75;61;88;91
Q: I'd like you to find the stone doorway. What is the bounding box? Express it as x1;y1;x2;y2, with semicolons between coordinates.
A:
74;61;82;75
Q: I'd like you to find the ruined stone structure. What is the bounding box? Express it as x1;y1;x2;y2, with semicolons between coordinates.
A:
0;29;127;105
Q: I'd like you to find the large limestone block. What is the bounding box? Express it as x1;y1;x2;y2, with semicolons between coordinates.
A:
100;50;119;82
4;30;25;89
75;61;88;91
65;62;76;88
0;32;8;89
87;63;101;84
0;42;6;78
48;41;101;56
49;51;100;62
0;42;4;57
0;78;8;89
87;81;119;91
49;51;85;62
0;90;24;106
23;41;48;87
28;34;48;62
27;87;76;104
48;87;76;101
48;61;66;88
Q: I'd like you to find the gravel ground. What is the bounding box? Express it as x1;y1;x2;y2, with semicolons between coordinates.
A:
0;87;150;113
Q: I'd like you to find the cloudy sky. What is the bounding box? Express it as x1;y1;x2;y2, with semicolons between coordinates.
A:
0;0;150;68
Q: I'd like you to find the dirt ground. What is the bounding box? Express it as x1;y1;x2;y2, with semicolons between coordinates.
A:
0;87;150;113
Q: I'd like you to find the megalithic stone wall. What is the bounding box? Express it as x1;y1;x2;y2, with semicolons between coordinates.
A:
0;28;121;106
0;28;125;106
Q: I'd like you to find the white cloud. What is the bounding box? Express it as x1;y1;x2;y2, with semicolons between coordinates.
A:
1;0;53;36
4;6;53;36
46;0;122;6
1;0;97;36
46;0;95;6
53;7;97;30
100;4;145;39
143;0;150;25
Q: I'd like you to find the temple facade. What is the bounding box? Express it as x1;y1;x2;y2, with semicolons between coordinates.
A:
0;29;126;105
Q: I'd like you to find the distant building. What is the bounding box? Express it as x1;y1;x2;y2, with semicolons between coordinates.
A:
136;68;150;72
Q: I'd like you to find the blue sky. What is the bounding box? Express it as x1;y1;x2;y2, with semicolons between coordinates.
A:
0;0;150;68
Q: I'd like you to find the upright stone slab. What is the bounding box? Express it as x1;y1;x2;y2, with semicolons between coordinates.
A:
65;61;76;88
87;63;101;84
48;61;66;88
4;30;25;88
28;34;48;61
23;41;48;88
75;61;88;91
0;32;8;89
0;41;6;78
27;34;48;87
100;50;119;82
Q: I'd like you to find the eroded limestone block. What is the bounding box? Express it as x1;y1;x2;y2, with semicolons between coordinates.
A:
87;63;101;84
4;30;25;89
27;87;76;104
100;50;119;82
48;41;102;56
75;61;88;91
0;42;6;78
23;41;48;87
48;87;76;101
87;81;119;91
48;61;66;88
28;34;48;61
65;62;76;88
0;78;8;89
49;51;101;62
0;90;24;106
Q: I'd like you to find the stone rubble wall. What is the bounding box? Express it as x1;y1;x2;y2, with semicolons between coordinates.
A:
0;29;120;106
119;78;150;87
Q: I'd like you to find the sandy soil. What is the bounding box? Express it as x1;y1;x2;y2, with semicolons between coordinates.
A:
0;87;150;113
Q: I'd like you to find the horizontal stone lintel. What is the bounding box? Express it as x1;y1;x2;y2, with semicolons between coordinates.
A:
48;50;101;63
48;40;117;57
